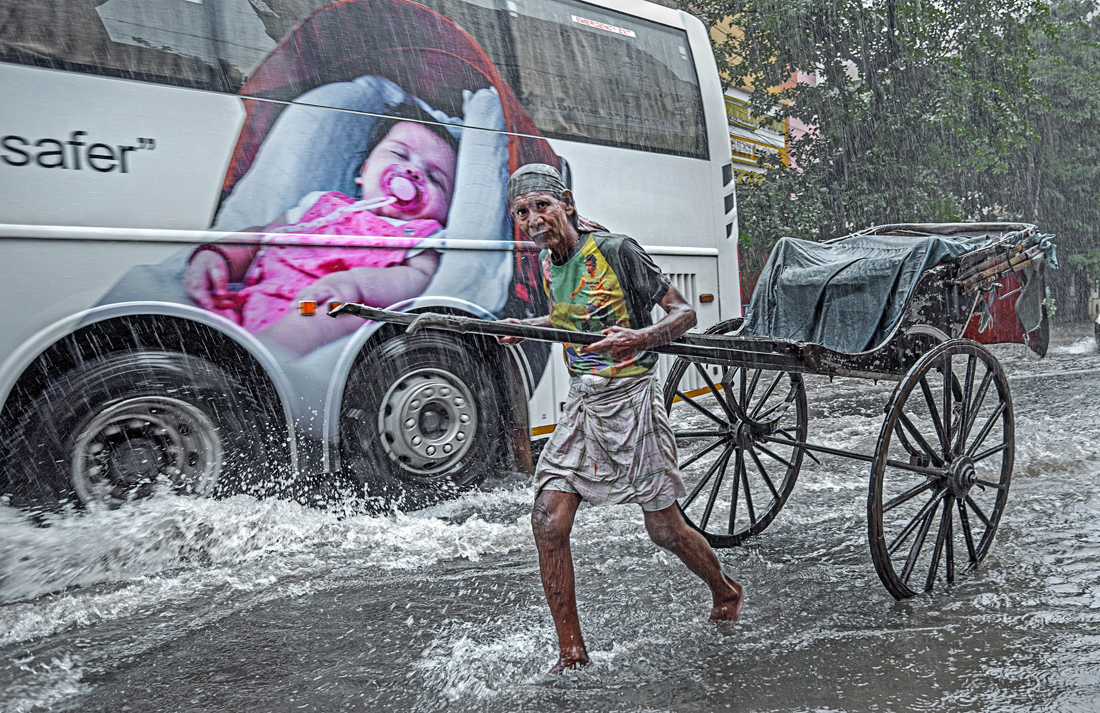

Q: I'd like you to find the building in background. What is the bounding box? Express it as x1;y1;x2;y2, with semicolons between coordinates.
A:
723;86;787;177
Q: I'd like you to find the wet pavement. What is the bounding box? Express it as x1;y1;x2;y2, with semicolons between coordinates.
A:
1;324;1098;712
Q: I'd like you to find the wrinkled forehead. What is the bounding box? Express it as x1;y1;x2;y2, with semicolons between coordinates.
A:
509;190;565;211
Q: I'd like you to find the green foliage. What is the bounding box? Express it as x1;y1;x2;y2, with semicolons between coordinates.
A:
1067;251;1100;283
691;0;1049;241
693;0;1100;316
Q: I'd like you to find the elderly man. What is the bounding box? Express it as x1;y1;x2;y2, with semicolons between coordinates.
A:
499;164;743;674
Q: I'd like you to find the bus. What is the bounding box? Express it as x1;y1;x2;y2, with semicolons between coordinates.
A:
0;0;740;509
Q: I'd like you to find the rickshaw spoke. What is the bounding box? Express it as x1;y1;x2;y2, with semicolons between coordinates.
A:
682;443;732;508
945;504;956;583
888;490;944;556
754;400;787;421
676;390;728;428
974;478;1006;491
751;372;784;418
775;428;818;463
740;456;757;527
883;457;945;478
699;446;732;532
918;377;949;459
747;446;781;501
675;430;725;439
897;412;945;468
959;369;994;447
966;402;1006;458
756;443;796;470
942;354;953;455
966;495;992;528
955;355;977;453
723;448;742;533
882;479;934;513
693;363;738;424
972;442;1009;463
744;368;762;407
901;496;940;585
678;438;725;471
957;499;979;563
925;497;952;592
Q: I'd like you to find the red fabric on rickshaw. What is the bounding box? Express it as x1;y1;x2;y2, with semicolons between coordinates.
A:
962;272;1049;356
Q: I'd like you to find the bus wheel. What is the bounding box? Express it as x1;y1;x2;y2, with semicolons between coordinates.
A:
340;332;503;509
4;351;279;508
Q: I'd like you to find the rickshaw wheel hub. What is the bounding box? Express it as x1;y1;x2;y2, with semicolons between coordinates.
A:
947;456;977;500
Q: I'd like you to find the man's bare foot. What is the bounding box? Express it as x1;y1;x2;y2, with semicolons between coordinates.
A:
709;574;744;622
548;646;590;674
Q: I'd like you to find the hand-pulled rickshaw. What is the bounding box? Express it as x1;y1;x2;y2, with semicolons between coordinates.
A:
336;222;1056;599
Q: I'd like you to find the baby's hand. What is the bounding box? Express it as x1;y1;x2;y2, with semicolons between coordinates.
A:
184;250;230;310
295;271;364;310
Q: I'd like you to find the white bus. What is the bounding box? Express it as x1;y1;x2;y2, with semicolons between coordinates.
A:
0;0;740;509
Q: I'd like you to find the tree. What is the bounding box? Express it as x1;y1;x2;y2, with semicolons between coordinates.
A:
690;0;1047;245
1003;0;1100;319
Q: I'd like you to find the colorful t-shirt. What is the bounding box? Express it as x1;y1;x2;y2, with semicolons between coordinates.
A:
541;232;672;377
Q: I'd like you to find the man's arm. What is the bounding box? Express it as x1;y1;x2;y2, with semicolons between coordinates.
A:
581;285;696;359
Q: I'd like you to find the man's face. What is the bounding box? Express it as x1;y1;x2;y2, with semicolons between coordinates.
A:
356;121;457;225
510;190;576;253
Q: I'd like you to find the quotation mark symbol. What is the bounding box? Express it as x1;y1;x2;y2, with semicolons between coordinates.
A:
137;138;156;150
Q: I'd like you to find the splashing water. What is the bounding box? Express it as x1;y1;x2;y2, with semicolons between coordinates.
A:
1;325;1098;712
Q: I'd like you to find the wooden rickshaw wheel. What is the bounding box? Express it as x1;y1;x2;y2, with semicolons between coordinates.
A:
663;319;808;548
868;339;1014;600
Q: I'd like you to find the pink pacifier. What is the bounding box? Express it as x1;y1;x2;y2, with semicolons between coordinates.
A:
381;165;426;212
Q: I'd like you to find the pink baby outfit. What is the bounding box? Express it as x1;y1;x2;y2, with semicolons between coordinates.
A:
213;191;441;332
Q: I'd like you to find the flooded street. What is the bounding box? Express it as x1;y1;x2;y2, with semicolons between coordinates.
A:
2;325;1098;712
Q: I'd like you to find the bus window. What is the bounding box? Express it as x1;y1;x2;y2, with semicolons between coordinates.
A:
502;0;707;158
414;0;708;157
0;0;240;91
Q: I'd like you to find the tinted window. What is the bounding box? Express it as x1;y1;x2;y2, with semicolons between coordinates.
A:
0;0;706;157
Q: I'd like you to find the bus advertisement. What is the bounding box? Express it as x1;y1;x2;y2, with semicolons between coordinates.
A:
0;0;740;510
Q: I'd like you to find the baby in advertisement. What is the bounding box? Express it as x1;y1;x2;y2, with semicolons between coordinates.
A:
184;105;457;356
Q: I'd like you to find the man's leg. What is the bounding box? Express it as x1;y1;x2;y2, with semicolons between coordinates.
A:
643;504;744;621
531;489;589;673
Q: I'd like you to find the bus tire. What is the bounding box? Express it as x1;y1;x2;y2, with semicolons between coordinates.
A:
2;350;281;508
339;332;503;510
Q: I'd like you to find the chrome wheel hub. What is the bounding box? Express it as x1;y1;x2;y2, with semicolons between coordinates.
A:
378;368;476;477
71;396;223;505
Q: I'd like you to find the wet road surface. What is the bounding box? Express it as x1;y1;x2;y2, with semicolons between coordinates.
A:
2;325;1098;712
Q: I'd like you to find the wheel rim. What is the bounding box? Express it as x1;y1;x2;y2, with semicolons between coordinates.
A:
71;396;224;505
869;340;1014;599
665;353;807;547
377;367;477;479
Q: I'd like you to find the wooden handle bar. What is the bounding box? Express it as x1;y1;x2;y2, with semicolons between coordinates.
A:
327;303;806;369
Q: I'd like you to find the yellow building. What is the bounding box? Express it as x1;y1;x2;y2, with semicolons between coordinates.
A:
724;87;788;177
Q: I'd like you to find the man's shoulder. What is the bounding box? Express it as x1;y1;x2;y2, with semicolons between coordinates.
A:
587;232;643;257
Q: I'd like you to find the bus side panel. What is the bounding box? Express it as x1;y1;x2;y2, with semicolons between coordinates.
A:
0;64;244;229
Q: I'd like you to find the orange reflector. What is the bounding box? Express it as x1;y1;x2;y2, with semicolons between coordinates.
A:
699;293;715;303
298;300;317;316
330;302;344;312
